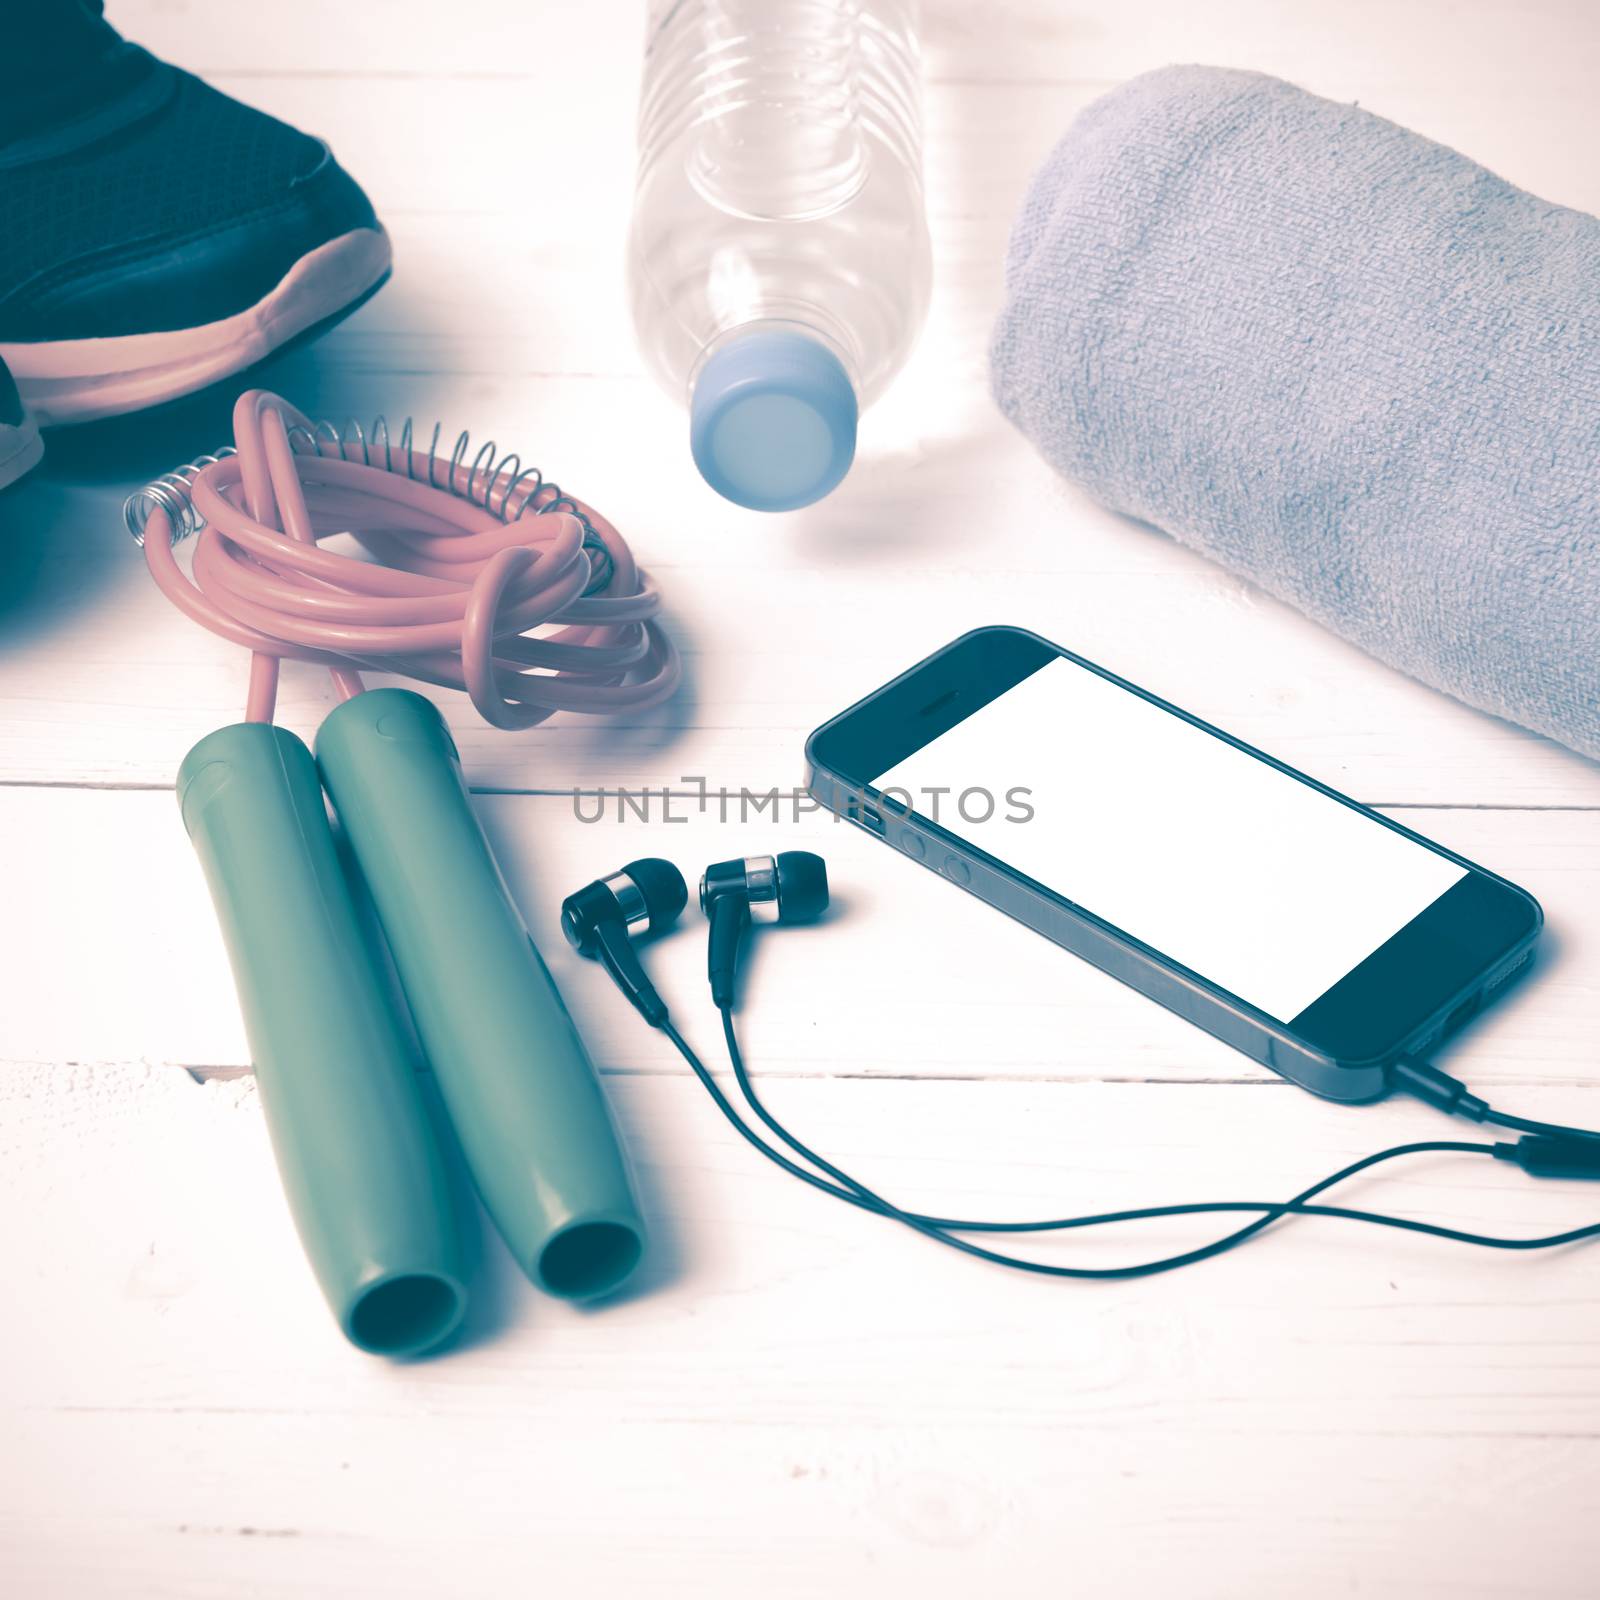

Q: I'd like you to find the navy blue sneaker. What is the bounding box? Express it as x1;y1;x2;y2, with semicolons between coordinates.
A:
0;356;44;487
0;2;390;424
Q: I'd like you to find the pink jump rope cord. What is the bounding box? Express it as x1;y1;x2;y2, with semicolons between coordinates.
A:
141;390;679;727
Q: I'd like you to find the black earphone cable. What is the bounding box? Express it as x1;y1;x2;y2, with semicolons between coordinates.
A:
653;1012;1600;1278
575;853;1600;1275
1388;1056;1600;1145
1480;1108;1600;1142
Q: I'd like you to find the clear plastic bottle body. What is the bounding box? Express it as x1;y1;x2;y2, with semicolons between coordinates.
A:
629;0;929;508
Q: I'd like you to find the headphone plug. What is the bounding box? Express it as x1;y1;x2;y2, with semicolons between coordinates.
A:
1390;1056;1490;1122
1494;1137;1600;1181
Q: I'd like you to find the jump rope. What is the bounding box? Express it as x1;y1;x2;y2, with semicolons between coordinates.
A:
132;389;677;725
134;393;1600;1354
133;390;678;1355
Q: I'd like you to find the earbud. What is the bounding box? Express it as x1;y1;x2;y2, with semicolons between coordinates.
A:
561;858;688;1025
564;852;830;1020
699;852;829;1009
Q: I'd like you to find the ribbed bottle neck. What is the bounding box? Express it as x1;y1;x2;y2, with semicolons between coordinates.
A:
638;0;923;220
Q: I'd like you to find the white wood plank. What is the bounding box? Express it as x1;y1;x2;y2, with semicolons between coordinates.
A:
3;1060;1599;1597
5;22;1597;800
2;56;1595;800
4;787;1594;1091
101;1;1600;218
10;1410;1597;1600
7;5;1600;1594
7;368;1599;802
112;0;1600;225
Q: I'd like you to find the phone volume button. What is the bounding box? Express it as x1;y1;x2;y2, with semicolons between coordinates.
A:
899;830;927;861
942;855;972;886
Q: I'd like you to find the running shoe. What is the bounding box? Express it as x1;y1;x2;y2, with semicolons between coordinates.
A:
0;1;391;425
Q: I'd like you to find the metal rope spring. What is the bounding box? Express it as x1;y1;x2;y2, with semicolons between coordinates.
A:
125;414;614;591
130;391;675;728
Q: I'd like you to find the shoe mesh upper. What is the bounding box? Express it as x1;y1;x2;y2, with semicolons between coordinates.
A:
0;66;329;307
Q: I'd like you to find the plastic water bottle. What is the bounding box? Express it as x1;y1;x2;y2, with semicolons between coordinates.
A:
629;0;930;511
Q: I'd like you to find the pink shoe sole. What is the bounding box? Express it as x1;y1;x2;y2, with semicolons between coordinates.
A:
0;227;391;426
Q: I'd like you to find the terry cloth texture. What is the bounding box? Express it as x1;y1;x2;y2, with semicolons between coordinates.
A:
991;65;1600;760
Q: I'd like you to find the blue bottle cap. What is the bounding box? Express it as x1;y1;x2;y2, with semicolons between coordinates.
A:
690;330;858;512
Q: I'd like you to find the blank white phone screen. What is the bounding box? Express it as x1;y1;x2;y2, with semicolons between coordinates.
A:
871;655;1466;1023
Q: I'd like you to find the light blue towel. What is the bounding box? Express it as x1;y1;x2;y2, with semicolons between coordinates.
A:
991;66;1600;761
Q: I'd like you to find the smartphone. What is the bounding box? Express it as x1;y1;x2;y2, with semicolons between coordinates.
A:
804;626;1542;1103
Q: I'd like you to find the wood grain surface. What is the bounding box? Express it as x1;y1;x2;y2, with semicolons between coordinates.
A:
2;3;1597;1595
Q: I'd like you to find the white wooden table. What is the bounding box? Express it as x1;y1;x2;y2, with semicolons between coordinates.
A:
3;3;1598;1594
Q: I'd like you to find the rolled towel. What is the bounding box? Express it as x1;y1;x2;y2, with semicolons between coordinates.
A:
991;65;1600;761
